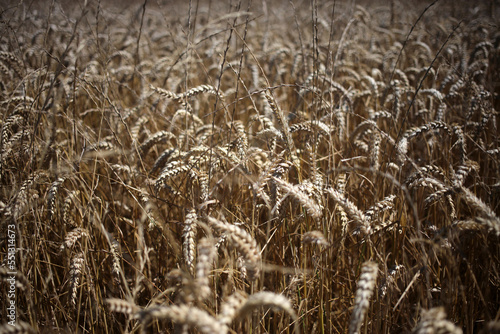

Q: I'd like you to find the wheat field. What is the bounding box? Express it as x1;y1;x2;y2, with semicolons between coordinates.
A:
0;0;499;333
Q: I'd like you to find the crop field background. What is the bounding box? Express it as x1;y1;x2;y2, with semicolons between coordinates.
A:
0;0;499;333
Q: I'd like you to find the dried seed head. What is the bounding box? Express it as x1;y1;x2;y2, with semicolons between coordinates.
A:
138;304;228;334
412;307;463;334
196;238;215;300
60;228;88;251
0;267;30;291
183;208;198;274
206;216;261;281
109;238;122;281
349;261;378;334
69;252;85;307
272;177;322;220
0;320;36;334
138;130;174;157
302;230;329;246
236;292;298;334
326;187;371;235
218;290;248;326
47;176;66;221
379;264;405;298
107;298;139;316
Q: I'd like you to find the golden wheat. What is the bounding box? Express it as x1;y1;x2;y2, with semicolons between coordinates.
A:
0;1;498;332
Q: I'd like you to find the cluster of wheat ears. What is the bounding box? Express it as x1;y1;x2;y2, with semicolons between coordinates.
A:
0;0;499;333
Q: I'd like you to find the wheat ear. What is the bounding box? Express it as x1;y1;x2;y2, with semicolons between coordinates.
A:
60;227;88;251
326;187;371;235
264;92;299;168
302;230;329;246
206;216;261;281
396;121;451;165
69;252;85;307
47;176;66;221
236;291;298;334
379;264;405;298
0;321;36;334
106;298;139;316
217;290;248;326
0;267;30;291
460;186;500;234
183;208;198;274
412;307;463;334
196;237;215;300
138;304;227;334
349;261;378;334
137;130;174;157
271;176;322;220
